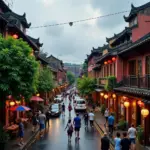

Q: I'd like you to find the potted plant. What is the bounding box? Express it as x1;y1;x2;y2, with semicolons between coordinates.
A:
100;104;106;115
117;119;127;130
136;125;144;144
0;125;9;150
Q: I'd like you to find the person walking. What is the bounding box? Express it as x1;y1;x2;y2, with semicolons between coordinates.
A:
38;111;46;138
73;113;81;140
83;111;89;128
121;132;131;150
65;119;74;142
68;103;72;119
18;118;24;146
62;103;65;117
128;124;137;150
101;132;110;150
45;111;50;128
108;113;115;136
31;112;38;133
114;132;121;150
104;108;109;125
88;110;95;127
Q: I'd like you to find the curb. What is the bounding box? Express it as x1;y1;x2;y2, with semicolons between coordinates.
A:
21;129;39;150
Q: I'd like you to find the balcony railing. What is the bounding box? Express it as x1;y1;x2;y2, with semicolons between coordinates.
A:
123;75;150;89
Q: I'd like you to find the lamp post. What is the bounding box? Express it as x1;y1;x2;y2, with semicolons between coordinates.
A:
141;108;149;146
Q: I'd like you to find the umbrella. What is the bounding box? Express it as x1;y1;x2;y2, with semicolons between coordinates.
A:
9;105;31;111
30;96;44;102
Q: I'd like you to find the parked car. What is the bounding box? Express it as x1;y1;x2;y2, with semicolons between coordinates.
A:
49;104;61;117
54;94;63;103
74;99;86;111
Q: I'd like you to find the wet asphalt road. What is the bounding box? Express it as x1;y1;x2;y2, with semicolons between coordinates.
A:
28;98;101;150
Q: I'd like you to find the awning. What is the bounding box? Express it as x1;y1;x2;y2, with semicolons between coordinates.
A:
30;96;44;102
142;99;150;104
95;88;103;92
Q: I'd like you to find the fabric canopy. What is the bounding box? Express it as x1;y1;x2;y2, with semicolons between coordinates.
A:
30;96;44;102
10;105;31;111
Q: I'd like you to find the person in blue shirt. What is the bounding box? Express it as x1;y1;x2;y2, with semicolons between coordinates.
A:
108;113;115;136
73;113;81;139
114;132;121;150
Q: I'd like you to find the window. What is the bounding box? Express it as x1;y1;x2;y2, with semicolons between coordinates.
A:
146;56;150;74
129;60;136;75
137;60;142;76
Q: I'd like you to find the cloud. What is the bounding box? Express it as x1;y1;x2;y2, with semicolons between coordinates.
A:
12;0;150;63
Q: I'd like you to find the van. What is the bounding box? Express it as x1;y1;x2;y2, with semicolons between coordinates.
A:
74;99;86;111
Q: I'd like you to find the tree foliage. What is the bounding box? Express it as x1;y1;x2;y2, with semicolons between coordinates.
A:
67;71;75;85
0;35;39;100
104;76;116;91
38;67;54;92
77;76;95;96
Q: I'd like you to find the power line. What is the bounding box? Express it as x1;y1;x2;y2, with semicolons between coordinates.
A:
30;10;129;29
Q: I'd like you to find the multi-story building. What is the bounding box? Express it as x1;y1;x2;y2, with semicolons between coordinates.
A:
87;2;150;145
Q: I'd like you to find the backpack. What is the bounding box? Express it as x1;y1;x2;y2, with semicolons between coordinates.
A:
68;124;73;132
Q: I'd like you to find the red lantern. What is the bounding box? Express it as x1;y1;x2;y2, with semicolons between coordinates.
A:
112;57;116;61
104;61;108;65
9;101;15;106
7;95;12;99
13;34;18;39
108;60;112;64
137;100;144;107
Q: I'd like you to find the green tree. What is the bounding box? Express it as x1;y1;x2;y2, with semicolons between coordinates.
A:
0;35;39;100
67;71;75;85
77;76;95;96
38;67;54;93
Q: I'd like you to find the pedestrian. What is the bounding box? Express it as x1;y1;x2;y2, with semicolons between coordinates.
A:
62;103;65;116
38;111;46;138
31;112;38;132
114;132;121;150
92;104;96;112
101;132;110;150
73;113;81;140
65;119;74;142
121;132;131;150
45;111;50;128
18;118;24;146
104;108;109;125
128;124;137;150
83;111;89;128
88;110;95;127
108;113;115;136
68;103;72;118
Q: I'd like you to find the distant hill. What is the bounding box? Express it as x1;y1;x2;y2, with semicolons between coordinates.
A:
64;63;82;78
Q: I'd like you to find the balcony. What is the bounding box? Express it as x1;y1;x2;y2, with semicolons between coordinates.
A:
98;78;108;87
123;75;150;89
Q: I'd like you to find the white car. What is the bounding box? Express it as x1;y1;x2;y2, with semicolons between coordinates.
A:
54;95;63;103
74;99;86;111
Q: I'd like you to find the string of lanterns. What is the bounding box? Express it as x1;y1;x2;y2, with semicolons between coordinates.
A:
104;57;116;65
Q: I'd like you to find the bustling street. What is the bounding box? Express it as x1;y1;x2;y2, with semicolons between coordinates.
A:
28;95;101;150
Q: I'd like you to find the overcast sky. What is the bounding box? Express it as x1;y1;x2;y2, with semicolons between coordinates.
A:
10;0;150;63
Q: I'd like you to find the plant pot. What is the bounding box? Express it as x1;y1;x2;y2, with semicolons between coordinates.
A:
0;142;5;150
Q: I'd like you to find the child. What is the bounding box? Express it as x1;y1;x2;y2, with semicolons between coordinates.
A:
65;119;73;142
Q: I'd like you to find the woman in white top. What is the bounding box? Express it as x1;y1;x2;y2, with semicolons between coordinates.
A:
104;108;109;124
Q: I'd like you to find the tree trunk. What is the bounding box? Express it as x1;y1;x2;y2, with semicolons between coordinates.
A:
0;93;6;126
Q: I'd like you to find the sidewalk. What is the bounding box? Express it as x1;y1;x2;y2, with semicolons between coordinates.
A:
90;106;150;150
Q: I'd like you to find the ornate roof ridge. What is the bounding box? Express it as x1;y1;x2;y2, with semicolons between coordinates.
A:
27;35;43;47
124;2;150;22
3;11;31;28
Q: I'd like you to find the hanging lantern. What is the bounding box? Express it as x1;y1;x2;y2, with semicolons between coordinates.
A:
137;100;144;107
132;102;136;107
108;60;112;64
7;95;12;99
124;101;130;108
13;34;18;39
123;96;127;100
9;101;15;106
16;101;21;105
112;94;116;98
36;93;40;97
104;61;108;65
100;93;104;96
104;94;108;99
69;22;73;26
141;108;149;118
112;57;116;61
30;50;34;56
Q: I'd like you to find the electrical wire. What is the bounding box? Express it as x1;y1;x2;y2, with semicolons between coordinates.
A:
30;10;129;29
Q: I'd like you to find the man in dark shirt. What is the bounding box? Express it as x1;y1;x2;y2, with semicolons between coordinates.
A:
101;132;110;150
121;132;131;150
